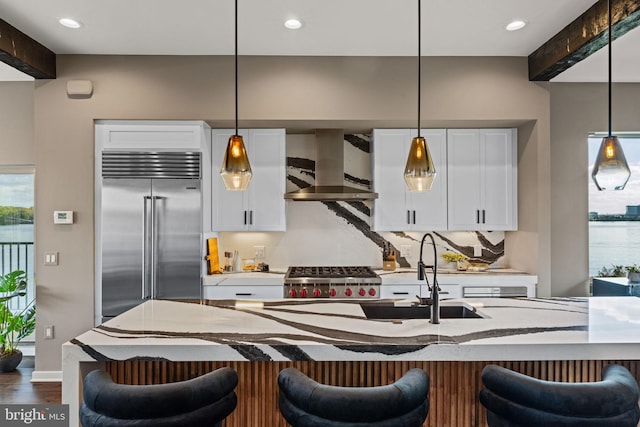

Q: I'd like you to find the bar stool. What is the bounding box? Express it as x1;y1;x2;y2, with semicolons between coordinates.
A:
479;364;640;427
80;367;238;427
277;367;429;426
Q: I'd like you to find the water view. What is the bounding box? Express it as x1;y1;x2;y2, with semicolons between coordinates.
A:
0;223;34;243
589;221;640;276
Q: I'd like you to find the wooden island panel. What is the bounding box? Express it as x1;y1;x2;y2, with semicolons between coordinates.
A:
106;359;640;427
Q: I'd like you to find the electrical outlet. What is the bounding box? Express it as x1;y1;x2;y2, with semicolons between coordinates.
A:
473;245;483;257
400;245;412;258
44;325;54;340
254;246;265;258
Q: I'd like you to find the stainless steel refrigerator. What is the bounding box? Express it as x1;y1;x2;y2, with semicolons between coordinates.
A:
100;152;202;321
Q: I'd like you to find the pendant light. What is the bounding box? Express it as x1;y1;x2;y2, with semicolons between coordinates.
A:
404;0;436;192
220;0;252;191
591;0;630;191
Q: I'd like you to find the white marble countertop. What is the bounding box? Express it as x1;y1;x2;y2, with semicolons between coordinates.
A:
65;297;640;363
62;296;640;426
202;268;536;286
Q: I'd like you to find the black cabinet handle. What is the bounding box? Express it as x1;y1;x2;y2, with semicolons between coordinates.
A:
392;291;410;295
249;210;253;225
476;210;480;224
407;210;411;224
244;210;247;225
412;210;416;224
482;209;486;224
235;293;253;296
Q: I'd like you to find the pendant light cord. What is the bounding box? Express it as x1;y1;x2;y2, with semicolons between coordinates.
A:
607;0;612;137
417;0;421;138
235;0;239;136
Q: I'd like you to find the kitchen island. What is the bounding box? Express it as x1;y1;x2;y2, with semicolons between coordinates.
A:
63;297;640;427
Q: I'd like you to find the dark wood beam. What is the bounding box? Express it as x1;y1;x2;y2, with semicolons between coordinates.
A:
0;18;56;79
528;0;640;81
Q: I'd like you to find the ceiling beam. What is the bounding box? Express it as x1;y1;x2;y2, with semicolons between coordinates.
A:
528;0;640;81
0;18;56;79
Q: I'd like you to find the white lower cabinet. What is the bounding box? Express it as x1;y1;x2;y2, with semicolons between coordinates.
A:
203;275;284;299
381;284;462;299
204;285;283;299
380;284;419;299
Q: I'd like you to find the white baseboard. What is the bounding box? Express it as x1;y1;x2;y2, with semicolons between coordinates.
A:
31;371;62;383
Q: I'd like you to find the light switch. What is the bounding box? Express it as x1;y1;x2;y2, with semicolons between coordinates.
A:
473;245;483;257
44;325;54;339
44;252;59;266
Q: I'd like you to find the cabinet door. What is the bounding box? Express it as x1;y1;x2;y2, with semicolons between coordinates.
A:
211;129;249;231
372;129;447;231
447;129;482;230
247;129;286;231
409;129;448;230
372;129;411;231
480;129;517;230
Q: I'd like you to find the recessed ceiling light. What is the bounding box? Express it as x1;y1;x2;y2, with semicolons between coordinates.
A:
59;18;82;29
284;19;302;30
506;20;527;31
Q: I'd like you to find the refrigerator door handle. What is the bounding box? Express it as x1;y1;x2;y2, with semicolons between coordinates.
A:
150;196;166;300
143;196;152;300
150;196;161;299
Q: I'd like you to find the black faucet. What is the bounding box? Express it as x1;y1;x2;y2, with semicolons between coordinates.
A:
417;233;441;324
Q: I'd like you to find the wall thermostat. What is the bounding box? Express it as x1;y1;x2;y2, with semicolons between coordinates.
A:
54;210;74;224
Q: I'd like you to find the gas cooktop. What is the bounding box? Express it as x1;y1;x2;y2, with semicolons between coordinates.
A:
284;266;381;299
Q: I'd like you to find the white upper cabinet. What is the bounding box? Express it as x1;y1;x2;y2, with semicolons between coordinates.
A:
211;129;286;231
447;129;517;231
372;129;448;231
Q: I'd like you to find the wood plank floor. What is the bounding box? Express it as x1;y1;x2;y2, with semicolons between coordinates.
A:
0;356;61;404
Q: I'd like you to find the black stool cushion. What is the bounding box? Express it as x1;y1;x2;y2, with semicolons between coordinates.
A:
80;367;238;427
479;364;640;427
278;367;429;427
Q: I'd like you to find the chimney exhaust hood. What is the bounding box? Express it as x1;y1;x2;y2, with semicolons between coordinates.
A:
284;129;378;202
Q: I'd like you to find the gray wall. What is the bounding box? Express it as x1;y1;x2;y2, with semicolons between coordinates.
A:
549;83;640;296
28;55;551;372
0;82;34;166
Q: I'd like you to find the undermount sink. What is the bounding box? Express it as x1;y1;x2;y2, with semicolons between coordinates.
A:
359;302;484;320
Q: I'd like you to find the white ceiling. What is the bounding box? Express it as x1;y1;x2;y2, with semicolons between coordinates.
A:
0;0;638;82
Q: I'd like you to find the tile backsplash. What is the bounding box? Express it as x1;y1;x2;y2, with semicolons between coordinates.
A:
214;133;505;271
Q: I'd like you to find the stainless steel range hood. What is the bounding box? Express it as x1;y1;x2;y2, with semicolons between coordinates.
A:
284;129;378;201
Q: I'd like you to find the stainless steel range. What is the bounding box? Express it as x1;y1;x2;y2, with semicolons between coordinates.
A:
284;266;381;299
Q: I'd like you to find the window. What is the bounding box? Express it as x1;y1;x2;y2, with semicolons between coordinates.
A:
0;167;35;310
588;136;640;276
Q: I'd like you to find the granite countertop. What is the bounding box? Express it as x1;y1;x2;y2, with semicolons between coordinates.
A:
65;297;640;363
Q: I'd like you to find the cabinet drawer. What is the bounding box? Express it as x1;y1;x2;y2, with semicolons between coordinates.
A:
419;284;462;299
380;285;419;299
204;286;283;299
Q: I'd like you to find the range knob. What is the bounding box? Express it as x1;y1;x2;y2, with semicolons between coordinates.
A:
300;288;308;298
345;288;353;297
313;288;322;298
369;288;377;296
358;288;366;297
329;288;337;297
289;289;297;298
